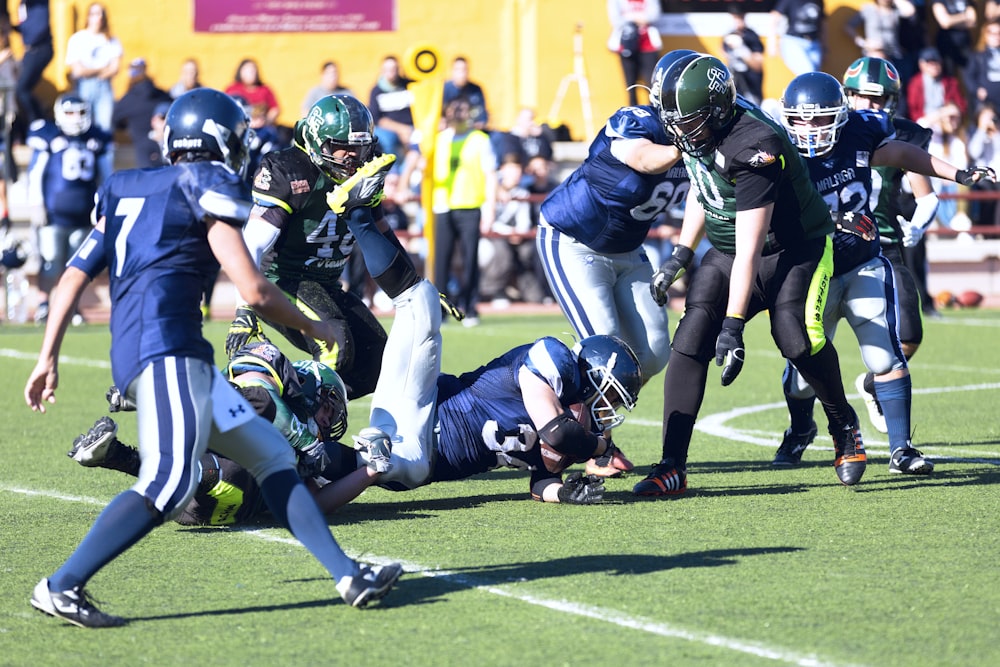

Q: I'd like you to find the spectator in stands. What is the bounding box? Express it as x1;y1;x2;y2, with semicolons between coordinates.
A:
479;154;547;305
8;0;51;128
844;0;914;72
168;57;201;99
443;56;489;130
965;19;1000;114
0;22;18;211
906;47;967;126
492;107;555;169
65;2;120;134
988;0;1000;21
111;57;172;168
929;0;977;76
431;97;496;327
723;8;765;106
300;61;353;116
368;55;414;166
966;103;1000;226
225;58;280;125
769;0;826;75
606;0;662;106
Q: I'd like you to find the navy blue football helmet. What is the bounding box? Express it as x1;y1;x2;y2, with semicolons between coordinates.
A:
573;335;642;431
162;88;252;176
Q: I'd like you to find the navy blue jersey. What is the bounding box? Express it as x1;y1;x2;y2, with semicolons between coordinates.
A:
91;162;252;390
803;109;894;275
26;122;112;225
433;337;590;489
540;106;685;254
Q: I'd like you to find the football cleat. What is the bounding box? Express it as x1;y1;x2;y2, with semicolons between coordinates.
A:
585;442;635;477
30;578;126;628
632;458;687;497
855;373;887;434
889;446;934;475
772;421;818;466
336;563;403;608
832;422;867;486
68;417;118;467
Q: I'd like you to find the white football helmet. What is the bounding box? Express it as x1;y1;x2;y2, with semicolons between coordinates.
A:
54;95;92;137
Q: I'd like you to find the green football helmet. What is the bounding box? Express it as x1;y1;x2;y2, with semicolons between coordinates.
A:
842;57;901;117
650;52;736;157
295;94;376;182
292;360;349;442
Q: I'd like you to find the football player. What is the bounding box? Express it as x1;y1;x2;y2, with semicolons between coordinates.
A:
23;89;402;627
310;174;642;510
68;342;354;527
536;49;691;477
635;51;865;494
27;95;112;323
841;57;939;435
225;93;417;400
771;70;994;474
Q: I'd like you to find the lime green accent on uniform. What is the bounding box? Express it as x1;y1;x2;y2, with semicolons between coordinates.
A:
287;290;339;369
253;191;294;214
228;357;286;396
206;480;246;526
779;154;785;169
804;236;835;354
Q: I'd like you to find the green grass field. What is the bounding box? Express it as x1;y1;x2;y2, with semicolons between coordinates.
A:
3;310;999;666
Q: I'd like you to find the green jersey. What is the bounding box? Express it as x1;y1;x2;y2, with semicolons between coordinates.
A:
682;101;832;255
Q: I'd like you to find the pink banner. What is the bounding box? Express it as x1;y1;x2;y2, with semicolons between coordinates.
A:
194;0;395;33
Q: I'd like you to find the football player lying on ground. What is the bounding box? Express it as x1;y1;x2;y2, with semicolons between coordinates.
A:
69;340;357;527
23;89;401;628
70;157;640;521
309;155;645;512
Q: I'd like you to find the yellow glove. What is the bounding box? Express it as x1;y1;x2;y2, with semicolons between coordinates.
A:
326;153;397;214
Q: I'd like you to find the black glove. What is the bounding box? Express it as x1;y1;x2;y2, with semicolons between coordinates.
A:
834;211;877;241
955;166;997;186
715;316;746;387
296;439;332;479
225;306;266;358
650;245;694;307
557;472;605;505
439;292;465;322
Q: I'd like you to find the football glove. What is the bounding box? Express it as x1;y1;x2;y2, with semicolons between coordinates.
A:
326;153;397;214
955;166;997;186
225;306;267;358
439;292;465;322
650;244;695;307
834;211;877;241
898;215;925;248
557;472;605;505
352;427;393;474
296;438;332;479
715;316;746;387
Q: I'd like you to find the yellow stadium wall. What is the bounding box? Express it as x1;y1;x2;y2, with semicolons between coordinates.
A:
30;1;870;141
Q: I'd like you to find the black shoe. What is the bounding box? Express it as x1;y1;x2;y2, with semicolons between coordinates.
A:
336;563;403;608
772;421;818;466
889;446;934;475
832;423;867;486
30;578;126;628
632;458;687;497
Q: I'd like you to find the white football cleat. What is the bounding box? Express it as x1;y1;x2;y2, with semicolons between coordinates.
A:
855;373;887;434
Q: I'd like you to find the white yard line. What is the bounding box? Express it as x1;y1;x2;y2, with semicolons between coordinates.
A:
2;483;851;665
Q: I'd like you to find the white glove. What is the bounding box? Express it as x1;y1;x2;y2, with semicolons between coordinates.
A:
898;215;924;248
